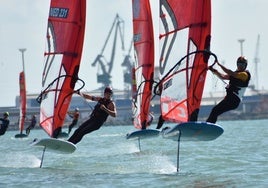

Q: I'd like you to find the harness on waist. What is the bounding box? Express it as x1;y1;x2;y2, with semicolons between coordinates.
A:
226;70;251;99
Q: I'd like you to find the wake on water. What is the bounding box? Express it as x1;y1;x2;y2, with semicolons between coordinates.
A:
4;128;190;174
0;152;40;168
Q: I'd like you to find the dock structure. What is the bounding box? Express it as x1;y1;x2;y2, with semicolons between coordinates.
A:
1;88;268;130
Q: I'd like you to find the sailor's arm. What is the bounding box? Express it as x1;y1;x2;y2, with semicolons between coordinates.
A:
76;91;101;101
100;102;117;117
217;62;235;78
209;65;229;80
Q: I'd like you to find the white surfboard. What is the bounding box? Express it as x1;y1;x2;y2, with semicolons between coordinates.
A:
31;138;76;154
126;129;160;140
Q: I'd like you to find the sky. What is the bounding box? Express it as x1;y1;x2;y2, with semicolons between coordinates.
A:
0;0;267;107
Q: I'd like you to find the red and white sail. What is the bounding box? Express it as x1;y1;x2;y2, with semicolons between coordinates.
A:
19;71;26;134
39;0;86;137
131;0;155;129
158;0;212;123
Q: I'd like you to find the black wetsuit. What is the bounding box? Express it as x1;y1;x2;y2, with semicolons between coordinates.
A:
68;98;112;144
207;71;250;123
26;117;37;135
68;112;79;134
0;118;10;136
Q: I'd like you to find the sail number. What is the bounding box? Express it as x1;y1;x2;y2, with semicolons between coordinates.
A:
50;8;69;18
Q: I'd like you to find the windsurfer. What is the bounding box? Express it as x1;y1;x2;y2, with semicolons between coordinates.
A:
0;112;10;136
67;107;80;134
207;56;251;123
68;86;117;144
26;115;37;135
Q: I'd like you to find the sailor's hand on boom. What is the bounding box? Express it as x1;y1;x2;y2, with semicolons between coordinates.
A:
75;90;81;95
208;65;217;73
209;62;229;81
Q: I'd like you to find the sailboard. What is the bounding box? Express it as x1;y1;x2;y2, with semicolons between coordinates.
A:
154;0;223;171
155;0;223;140
162;122;224;141
126;129;160;140
32;0;86;158
31;138;76;154
126;0;160;142
15;71;28;138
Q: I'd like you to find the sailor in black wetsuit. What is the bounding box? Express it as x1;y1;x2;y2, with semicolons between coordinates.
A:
0;112;10;136
26;114;37;135
207;56;251;123
67;108;80;134
68;86;117;144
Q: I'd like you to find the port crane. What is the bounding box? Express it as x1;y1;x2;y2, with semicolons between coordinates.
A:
91;14;125;89
121;41;134;92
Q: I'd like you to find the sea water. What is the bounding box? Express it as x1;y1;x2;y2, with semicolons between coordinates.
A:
0;119;267;188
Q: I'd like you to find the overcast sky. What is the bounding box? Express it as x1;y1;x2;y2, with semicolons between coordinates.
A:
0;0;267;106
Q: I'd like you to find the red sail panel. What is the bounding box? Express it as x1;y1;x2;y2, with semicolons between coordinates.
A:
132;0;155;129
19;71;26;134
40;0;86;137
159;0;211;123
